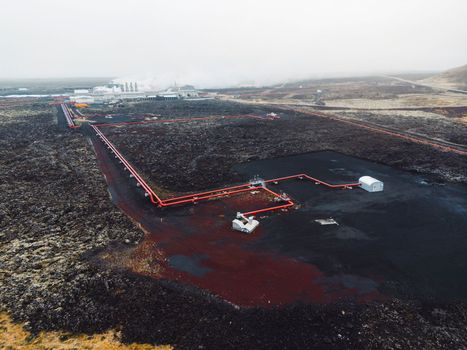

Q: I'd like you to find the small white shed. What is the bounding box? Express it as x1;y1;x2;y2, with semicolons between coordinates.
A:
359;176;384;192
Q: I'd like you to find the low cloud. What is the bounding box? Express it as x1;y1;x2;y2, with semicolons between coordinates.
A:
1;0;466;87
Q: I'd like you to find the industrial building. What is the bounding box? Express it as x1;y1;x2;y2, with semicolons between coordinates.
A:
69;81;200;104
359;176;384;192
166;85;199;98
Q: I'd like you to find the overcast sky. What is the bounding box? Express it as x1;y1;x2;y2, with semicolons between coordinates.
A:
1;0;466;87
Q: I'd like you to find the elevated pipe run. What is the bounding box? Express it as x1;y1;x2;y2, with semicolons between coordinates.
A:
242;201;295;217
163;186;260;206
91;116;361;218
94;116;215;127
162;183;255;204
61;104;79;129
93;113;279;128
242;186;294;217
302;109;467;157
91;124;163;205
94;122;267;208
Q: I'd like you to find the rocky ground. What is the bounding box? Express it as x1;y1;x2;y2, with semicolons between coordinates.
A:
1;102;467;349
84;99;268;118
0;312;171;350
320;109;467;145
216;76;435;101
102;102;467;194
217;75;467;108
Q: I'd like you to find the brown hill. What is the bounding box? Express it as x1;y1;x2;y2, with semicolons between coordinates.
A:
421;64;467;90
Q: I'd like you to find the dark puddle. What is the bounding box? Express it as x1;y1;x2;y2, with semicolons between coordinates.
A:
168;254;212;277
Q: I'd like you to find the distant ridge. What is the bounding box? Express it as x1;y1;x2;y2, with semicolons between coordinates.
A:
420;64;467;90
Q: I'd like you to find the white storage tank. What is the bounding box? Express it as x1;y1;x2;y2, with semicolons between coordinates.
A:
359;176;384;192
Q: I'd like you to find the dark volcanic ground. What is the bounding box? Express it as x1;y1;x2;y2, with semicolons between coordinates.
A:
1;101;467;349
92;128;467;306
234;152;467;302
101;103;467;194
333;109;467;145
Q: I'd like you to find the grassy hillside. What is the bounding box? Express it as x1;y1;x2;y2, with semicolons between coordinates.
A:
421;64;467;89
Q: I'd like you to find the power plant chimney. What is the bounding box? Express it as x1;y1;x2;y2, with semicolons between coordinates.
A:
135;82;138;92
125;82;129;93
130;82;134;92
